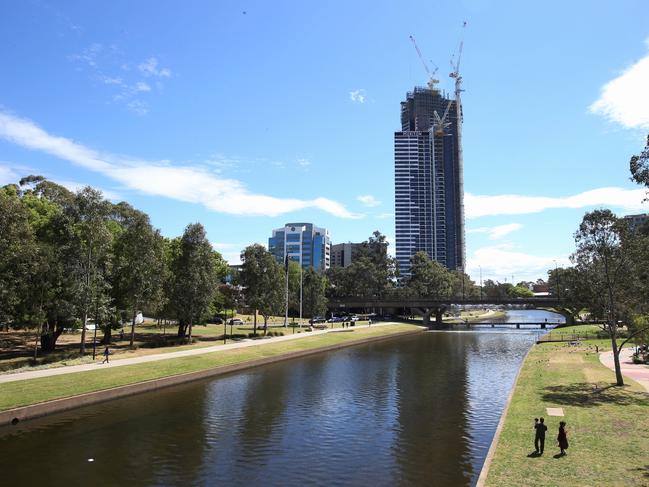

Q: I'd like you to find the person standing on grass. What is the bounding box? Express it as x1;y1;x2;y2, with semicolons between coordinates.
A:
557;421;569;456
535;417;547;454
102;346;110;364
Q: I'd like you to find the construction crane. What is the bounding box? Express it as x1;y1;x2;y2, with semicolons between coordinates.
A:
409;35;439;91
433;100;453;136
449;21;467;122
450;21;467;272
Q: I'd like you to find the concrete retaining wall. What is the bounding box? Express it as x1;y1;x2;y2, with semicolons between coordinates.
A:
0;329;422;427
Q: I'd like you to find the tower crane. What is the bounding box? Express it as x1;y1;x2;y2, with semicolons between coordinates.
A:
450;20;467;272
409;35;439;91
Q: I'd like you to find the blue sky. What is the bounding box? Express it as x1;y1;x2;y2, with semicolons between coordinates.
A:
1;0;648;283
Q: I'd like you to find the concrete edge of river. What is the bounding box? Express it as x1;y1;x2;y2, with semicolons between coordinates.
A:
475;343;535;487
0;327;424;428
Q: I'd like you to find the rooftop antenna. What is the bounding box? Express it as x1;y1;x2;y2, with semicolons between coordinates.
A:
409;35;439;91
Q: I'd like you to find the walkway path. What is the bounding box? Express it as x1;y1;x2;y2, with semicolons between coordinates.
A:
599;348;649;392
0;323;392;384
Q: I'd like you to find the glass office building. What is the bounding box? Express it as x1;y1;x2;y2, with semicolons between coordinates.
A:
395;86;465;275
268;223;331;271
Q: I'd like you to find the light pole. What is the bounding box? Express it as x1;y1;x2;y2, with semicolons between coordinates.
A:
479;265;483;300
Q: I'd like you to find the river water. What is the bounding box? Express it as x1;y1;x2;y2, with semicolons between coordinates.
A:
0;310;562;487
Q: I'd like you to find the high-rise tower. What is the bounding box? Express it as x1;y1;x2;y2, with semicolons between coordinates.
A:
394;86;465;275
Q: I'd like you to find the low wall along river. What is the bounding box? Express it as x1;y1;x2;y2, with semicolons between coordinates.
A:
0;310;563;486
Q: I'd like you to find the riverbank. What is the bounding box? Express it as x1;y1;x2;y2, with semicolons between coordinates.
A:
0;323;421;424
480;331;649;486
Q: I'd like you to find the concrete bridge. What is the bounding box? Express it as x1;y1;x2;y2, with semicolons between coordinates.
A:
327;296;563;328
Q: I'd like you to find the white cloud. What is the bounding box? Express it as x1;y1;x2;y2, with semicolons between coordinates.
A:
376;212;394;219
70;46;170;115
297;157;311;167
468;223;523;240
357;194;381;207
0;111;359;219
138;57;172;78
0;164;19;185
126;100;148;116
465;187;648;218
590;38;649;129
466;244;570;283
135;81;151;92
349;89;367;104
54;179;123;201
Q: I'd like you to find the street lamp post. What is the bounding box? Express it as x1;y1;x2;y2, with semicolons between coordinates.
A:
479;265;483;300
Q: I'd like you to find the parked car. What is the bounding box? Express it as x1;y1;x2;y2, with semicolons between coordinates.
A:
309;317;326;325
349;315;359;322
327;316;343;323
228;318;244;326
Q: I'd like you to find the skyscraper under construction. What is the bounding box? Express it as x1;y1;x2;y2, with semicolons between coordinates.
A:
394;85;466;275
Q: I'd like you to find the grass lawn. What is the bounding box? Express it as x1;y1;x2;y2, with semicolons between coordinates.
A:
0;323;420;412
484;339;649;487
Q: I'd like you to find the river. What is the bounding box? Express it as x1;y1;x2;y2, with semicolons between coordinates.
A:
0;310;563;486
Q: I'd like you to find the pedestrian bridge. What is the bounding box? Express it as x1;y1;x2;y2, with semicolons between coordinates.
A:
327;296;563;328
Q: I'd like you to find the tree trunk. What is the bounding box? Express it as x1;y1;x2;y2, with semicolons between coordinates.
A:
253;309;257;336
80;309;88;354
33;324;41;361
177;321;187;337
610;328;625;386
604;257;624;386
130;308;137;347
41;321;62;353
188;316;193;342
101;327;112;345
263;316;268;335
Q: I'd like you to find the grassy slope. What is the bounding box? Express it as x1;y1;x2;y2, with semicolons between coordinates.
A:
0;324;419;411
485;340;649;487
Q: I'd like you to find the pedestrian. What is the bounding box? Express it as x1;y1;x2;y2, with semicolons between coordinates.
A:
557;421;569;456
102;346;110;364
119;329;124;341
533;418;539;452
535;417;547;454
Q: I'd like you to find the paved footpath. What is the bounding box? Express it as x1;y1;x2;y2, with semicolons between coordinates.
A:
0;323;393;384
599;347;649;393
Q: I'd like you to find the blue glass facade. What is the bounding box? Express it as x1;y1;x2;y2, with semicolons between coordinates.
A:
268;223;330;271
395;87;466;275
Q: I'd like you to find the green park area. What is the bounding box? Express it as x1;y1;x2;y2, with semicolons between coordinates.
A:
0;323;419;412
484;325;649;487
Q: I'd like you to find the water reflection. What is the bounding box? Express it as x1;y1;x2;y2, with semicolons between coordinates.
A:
0;324;539;487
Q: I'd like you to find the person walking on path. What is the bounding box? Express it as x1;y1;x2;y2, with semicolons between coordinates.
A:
101;346;110;364
535;417;548;454
557;421;569;456
533;418;539;452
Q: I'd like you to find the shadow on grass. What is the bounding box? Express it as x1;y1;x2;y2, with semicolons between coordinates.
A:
541;383;649;408
630;465;649;478
527;451;542;458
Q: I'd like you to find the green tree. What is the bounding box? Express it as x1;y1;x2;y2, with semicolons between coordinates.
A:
111;206;166;347
0;187;37;326
547;266;589;325
630;134;649;196
69;187;113;354
326;231;396;298
573;209;631;386
450;270;478;298
405;251;453;297
171;223;219;340
302;267;327;318
239;244;284;335
17;177;77;352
